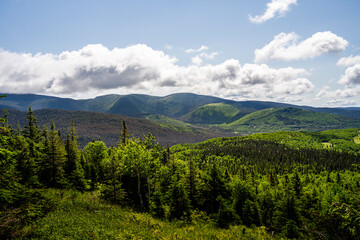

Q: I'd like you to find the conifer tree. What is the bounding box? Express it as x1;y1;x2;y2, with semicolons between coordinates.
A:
119;120;129;145
17;106;42;186
292;172;302;198
168;174;190;219
41;120;66;187
0;98;21;209
64;121;87;190
201;164;229;214
23;106;41;142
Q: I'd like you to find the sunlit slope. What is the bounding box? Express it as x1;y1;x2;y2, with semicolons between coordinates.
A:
222;107;360;133
182;103;244;124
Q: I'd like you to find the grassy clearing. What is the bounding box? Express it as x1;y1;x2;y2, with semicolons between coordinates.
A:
322;142;332;148
353;133;360;144
26;189;273;240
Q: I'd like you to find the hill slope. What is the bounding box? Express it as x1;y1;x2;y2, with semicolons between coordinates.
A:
222;107;360;133
4;109;229;147
182;102;243;124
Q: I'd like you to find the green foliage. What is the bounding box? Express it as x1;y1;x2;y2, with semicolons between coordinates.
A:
2;102;360;239
6;108;226;147
222;107;360;134
28;189;273;240
41;121;67;187
145;114;196;132
65;121;87;190
167;174;191;219
183;102;242;124
0;189;54;239
84;141;108;189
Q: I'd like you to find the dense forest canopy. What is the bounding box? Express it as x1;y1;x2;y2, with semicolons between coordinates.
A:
1;103;360;239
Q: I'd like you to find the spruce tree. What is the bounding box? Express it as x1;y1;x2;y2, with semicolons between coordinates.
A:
41;120;66;187
64;121;87;190
119;120;129;145
17;106;41;186
23;106;41;142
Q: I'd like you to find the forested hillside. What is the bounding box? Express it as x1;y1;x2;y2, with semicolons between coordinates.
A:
221;107;360;133
3;109;229;147
1;98;360;239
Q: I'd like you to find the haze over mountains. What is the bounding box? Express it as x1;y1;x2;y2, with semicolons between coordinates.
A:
2;92;360;146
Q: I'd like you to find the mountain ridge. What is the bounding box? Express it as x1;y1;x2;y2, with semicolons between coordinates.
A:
2;93;360;146
2;92;360;120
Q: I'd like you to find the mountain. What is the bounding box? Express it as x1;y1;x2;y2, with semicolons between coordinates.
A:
2;92;360;139
222;107;360;133
2;92;360;120
4;109;231;147
182;102;243;124
0;93;224;117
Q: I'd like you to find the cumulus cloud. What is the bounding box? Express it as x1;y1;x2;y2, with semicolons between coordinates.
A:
339;64;360;86
0;44;313;101
249;0;297;24
318;55;360;104
337;55;360;67
255;31;349;63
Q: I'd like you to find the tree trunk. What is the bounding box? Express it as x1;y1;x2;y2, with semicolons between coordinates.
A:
147;176;151;204
136;168;144;208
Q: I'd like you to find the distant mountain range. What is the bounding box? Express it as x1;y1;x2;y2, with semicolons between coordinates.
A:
1;92;360;146
2;92;360;119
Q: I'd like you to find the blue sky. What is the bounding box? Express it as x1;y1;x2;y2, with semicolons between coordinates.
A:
1;0;360;107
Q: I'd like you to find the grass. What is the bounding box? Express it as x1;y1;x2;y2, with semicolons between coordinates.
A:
353;133;360;144
26;189;274;240
322;142;333;148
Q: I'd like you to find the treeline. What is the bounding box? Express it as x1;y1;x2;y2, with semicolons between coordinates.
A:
1;105;360;239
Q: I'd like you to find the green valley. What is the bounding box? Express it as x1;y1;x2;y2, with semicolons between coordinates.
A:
1;95;360;239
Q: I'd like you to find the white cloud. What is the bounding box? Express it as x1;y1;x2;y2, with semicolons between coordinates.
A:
0;44;313;102
316;85;360;99
186;45;218;66
339;64;360;86
191;56;203;65
199;51;219;60
318;57;360;104
249;0;297;24
337;55;360;67
185;45;208;53
255;31;349;63
327;99;357;106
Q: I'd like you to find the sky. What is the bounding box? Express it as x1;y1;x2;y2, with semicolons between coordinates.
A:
1;0;360;107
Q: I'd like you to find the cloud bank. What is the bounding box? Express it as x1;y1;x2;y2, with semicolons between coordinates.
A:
249;0;297;24
0;44;313;101
316;55;360;104
255;31;348;62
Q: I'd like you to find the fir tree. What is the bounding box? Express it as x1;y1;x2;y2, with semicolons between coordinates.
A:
119;120;129;145
64;121;86;190
23;106;41;142
41;120;67;187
